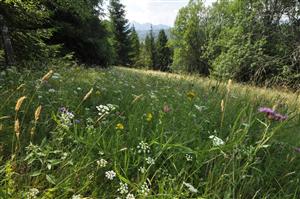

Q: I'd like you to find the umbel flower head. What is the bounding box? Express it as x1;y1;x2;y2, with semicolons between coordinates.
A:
258;107;288;121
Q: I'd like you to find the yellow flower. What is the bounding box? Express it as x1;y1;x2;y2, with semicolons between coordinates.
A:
115;123;124;130
187;91;196;100
146;113;153;122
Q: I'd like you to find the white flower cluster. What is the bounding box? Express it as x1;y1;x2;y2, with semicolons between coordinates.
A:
52;73;61;79
48;88;56;93
61;152;68;160
138;167;146;174
209;135;225;146
183;182;198;193
145;157;155;165
185;154;193;162
59;107;74;128
105;170;116;180
138;182;150;196
26;188;39;199
97;159;108;168
126;194;135;199
88;173;94;180
96;104;117;117
117;182;128;194
71;194;84;199
137;141;150;154
137;141;150;153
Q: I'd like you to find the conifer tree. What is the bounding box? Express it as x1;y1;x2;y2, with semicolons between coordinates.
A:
156;29;172;71
145;25;157;69
129;26;140;65
109;0;131;65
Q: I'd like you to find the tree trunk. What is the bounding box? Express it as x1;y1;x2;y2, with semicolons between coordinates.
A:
0;14;15;66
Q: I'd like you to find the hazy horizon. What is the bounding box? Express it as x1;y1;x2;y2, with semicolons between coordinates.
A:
105;0;216;26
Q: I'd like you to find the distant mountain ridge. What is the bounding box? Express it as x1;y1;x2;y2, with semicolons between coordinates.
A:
130;21;171;41
131;21;170;31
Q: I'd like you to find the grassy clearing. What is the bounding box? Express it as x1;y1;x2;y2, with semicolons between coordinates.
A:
0;65;300;199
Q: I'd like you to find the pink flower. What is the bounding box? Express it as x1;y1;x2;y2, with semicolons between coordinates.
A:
163;105;171;113
258;107;288;121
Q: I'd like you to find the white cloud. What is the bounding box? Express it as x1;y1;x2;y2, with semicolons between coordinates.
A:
105;0;216;26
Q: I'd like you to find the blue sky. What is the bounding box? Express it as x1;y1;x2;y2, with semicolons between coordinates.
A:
106;0;216;26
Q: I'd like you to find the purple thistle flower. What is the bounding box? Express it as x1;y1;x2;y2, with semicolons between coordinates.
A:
295;147;300;153
258;107;288;121
273;113;288;121
258;107;275;115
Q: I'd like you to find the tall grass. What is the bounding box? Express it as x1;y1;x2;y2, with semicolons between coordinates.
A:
0;65;299;198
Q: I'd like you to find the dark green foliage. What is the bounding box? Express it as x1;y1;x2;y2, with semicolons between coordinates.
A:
46;0;113;66
129;26;140;66
0;0;113;67
171;0;209;75
109;0;132;66
145;26;157;69
156;30;172;71
0;0;59;65
171;0;300;88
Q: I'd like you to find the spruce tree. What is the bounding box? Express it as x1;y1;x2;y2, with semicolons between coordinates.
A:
109;0;131;65
145;25;157;69
129;26;140;66
156;29;172;71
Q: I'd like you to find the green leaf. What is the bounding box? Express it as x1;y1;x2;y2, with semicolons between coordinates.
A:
30;171;42;177
46;174;56;185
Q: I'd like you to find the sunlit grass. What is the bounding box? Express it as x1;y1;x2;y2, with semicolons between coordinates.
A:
0;65;299;198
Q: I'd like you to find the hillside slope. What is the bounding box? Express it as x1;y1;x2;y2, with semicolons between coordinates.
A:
0;66;299;198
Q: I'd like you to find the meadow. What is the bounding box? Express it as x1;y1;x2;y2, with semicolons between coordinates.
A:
0;65;300;199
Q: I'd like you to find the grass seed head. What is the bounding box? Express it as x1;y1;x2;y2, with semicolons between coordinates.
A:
15;96;26;112
14;119;20;139
30;127;36;136
41;70;54;82
34;105;42;122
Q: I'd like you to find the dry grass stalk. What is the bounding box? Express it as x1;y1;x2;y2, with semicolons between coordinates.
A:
15;96;26;112
132;94;144;104
0;116;10;120
41;70;54;82
227;79;232;93
83;88;93;101
221;99;225;113
16;84;25;90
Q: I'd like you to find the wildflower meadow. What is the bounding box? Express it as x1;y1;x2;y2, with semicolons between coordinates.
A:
0;65;300;199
